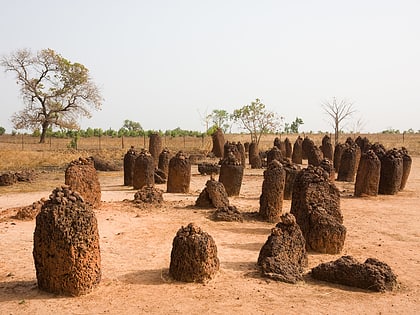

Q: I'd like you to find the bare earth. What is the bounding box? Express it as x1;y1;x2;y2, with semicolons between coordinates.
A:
1;158;419;315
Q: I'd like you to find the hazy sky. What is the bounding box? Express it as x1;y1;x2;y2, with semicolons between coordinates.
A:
1;0;419;134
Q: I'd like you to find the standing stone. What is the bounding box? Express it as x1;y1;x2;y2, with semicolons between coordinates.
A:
333;143;347;174
302;136;313;160
259;160;286;223
321;135;333;161
284;138;292;159
167;151;191;193
224;141;241;164
291;165;345;254
292;136;303;164
133;150;155;190
65;157;101;208
274;137;286;157
236;142;246;166
354;150;381;197
123;146;138;186
149;133;162;168
355;136;371;153
169;223;219;282
158;148;171;178
218;153;244;197
211;128;225;158
196;178;230;208
266;146;283;165
337;145;358;182
283;163;300;200
33;186;101;296
307;146;323;167
249;142;262;169
379;149;403;195
257;213;308;283
400;148;412;191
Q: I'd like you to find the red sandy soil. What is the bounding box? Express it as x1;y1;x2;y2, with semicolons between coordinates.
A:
0;159;419;314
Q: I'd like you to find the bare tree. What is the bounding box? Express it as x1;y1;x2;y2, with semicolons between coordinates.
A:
1;48;103;143
321;97;356;145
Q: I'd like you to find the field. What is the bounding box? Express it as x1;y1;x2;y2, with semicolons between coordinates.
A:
0;133;419;314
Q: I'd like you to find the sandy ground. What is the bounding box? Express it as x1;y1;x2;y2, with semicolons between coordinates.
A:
0;159;419;315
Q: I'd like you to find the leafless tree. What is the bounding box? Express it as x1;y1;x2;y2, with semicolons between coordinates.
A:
322;97;356;145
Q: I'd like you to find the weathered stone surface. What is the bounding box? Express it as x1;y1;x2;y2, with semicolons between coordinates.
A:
198;162;220;175
337;145;360;182
158;148;171;177
169;223;219;282
123;146;138;186
290;165;345;254
154;168;167;184
259;160;286;223
400;147;412;191
307;205;346;254
292;136;303;164
333;143;347;174
236;142;246;166
274;137;286;157
257;213;308;283
0;172;17;186
321;135;333;161
149;133;162;168
266;146;283;165
92;156;121;171
302;136;313;160
13;199;45;221
211;128;225;158
355;136;371;153
379;149;403;195
212;205;243;222
249;142;262;169
284;137;292;159
354;150;381;197
167;151;191;193
283;162;300;200
307;146;323;167
320;158;335;182
133;150;155;190
33;186;101;296
196;179;229;208
65;157;101;208
311;255;397;292
218;153;244;197
134;186;164;204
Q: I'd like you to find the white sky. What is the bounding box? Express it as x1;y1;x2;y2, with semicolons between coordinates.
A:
1;0;419;133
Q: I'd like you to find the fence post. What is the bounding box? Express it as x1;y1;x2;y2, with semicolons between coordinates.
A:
21;134;24;150
122;135;124;149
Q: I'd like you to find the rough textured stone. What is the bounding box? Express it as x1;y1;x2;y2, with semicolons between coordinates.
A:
198;162;220;175
292;136;303;164
196;179;230;208
134;186;164;204
302;136;313;160
133;150;155;190
158;148;171;177
123;146;138;186
154;168;167;184
212;205;243;222
249;142;262;169
218;153;244;197
284;137;292;159
257;213;308;283
321;135;333;161
236;142;246;166
169;223;219;282
400;147;412;191
307;145;324;167
211;128;225;158
283;162;300;200
167;151;191;193
354;150;381;197
65;157;101;208
13;199;45;221
337;145;360;182
33;186;101;296
379;149;403;195
290;165;345;254
266;146;283;165
259;160;286;223
149;133;162;168
311;256;397;292
0;172;17;186
333;143;347;174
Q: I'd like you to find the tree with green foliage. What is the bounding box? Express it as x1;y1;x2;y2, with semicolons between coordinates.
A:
321;97;356;145
1;48;103;143
0;126;5;135
207;109;231;133
290;117;304;133
232;98;282;145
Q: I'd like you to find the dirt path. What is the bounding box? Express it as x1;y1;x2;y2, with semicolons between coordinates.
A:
1;159;419;314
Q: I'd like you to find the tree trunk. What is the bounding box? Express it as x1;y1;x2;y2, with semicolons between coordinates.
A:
39;121;49;143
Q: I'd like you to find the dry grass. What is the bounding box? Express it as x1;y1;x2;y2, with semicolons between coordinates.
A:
0;133;419;172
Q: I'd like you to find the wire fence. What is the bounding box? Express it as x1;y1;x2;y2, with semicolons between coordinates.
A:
0;133;419;155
